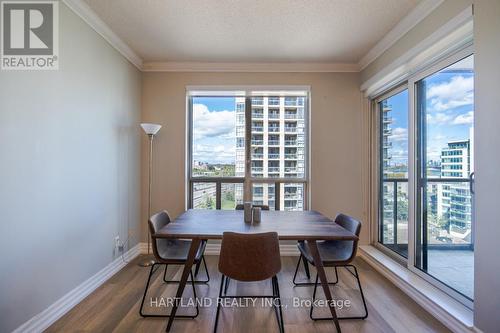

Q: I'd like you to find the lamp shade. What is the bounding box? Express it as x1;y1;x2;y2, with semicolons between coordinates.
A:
140;123;162;135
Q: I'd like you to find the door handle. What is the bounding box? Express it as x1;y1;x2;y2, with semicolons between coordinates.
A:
469;172;475;194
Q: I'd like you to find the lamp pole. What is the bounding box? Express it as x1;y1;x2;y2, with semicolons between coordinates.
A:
139;123;162;267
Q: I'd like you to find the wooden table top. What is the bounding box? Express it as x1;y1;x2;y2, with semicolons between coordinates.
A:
156;209;358;241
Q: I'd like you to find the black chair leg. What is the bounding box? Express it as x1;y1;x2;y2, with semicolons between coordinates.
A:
303;255;311;279
310;265;368;320
293;255;338;286
140;263;199;318
163;256;210;284
224;276;230;295
214;275;225;333
272;276;285;333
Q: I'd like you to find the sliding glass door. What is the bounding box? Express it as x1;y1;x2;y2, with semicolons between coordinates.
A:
414;54;474;300
378;88;409;258
376;47;474;305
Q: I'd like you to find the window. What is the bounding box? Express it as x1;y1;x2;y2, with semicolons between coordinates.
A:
189;90;308;211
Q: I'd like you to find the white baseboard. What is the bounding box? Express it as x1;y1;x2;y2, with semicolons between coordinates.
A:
359;245;475;333
139;242;300;256
12;244;141;333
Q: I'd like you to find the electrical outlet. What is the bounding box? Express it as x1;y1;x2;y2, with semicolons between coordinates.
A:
115;235;125;253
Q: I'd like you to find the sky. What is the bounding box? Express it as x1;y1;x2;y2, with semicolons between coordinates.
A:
192;97;237;164
386;55;474;168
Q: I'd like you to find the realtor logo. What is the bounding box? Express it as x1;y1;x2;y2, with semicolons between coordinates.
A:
1;1;59;70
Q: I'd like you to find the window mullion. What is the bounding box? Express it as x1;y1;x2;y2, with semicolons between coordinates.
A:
244;96;252;202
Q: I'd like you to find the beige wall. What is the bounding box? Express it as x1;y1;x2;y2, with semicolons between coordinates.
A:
361;0;473;82
0;4;141;332
141;72;369;244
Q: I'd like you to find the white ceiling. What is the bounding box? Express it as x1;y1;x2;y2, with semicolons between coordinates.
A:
83;0;422;64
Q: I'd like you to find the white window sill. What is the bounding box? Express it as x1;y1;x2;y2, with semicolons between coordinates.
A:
358;245;475;333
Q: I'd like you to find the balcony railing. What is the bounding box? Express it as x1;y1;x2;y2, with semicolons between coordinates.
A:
269;127;280;132
252;166;263;172
285;140;297;146
284;192;300;200
269;113;280;119
268;98;280;106
381;177;473;258
268;153;280;159
251;139;263;145
252;113;264;119
285;113;297;119
268;167;280;173
284;167;297;172
284;153;297;159
189;177;306;211
268;140;280;145
252;153;263;159
252;126;264;132
284;127;297;132
252;98;263;106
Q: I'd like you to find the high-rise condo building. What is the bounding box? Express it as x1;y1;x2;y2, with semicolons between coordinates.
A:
235;96;306;210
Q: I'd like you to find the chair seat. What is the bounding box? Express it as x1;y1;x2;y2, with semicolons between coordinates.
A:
297;240;354;266
155;239;206;263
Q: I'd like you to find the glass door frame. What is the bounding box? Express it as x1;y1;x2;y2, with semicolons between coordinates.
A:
407;45;474;309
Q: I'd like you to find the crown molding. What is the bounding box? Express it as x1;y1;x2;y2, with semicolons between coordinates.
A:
62;0;445;74
62;0;143;70
357;0;445;71
142;61;359;73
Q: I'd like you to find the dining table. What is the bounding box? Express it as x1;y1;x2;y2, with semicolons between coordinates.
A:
155;209;358;333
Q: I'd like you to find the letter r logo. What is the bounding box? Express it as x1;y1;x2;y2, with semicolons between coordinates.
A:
2;2;54;55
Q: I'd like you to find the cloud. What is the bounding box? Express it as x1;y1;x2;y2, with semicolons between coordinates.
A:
426;112;453;125
452;111;474;125
193;143;236;164
390;127;407;142
427;75;474;112
193;104;235;140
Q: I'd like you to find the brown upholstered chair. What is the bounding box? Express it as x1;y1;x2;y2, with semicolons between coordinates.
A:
224;203;271;293
235;203;270;210
292;213;368;320
214;232;284;333
139;210;209;318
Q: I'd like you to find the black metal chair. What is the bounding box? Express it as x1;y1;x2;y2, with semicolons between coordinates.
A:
293;213;368;321
214;232;284;333
139;210;209;318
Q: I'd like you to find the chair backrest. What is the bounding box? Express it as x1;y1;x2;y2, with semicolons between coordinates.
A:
235;204;270;211
219;232;281;281
334;213;362;262
148;210;171;260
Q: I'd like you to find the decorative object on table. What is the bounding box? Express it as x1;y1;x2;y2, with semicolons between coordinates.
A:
139;122;162;267
244;202;253;223
252;206;261;223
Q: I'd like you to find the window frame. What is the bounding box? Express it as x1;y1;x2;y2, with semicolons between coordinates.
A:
187;87;310;211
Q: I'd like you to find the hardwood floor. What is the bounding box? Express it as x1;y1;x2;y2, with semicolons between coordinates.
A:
46;256;450;333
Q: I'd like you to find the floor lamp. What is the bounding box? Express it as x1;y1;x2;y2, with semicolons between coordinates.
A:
139;123;162;267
